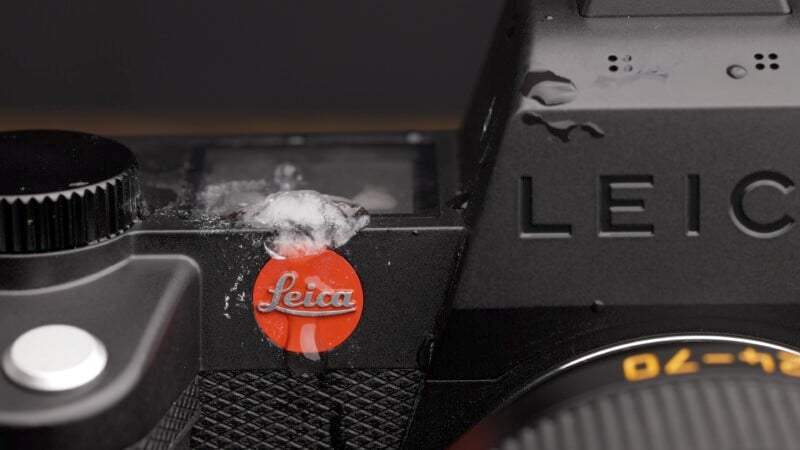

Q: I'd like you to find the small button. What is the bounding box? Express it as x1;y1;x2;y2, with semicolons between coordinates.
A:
2;324;107;392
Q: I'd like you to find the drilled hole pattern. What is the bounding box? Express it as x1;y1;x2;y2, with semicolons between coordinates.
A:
755;53;780;70
607;54;632;72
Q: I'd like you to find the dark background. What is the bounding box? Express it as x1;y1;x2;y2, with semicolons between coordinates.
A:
0;2;503;134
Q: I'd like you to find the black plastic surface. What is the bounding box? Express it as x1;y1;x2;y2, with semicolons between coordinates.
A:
0;254;200;449
455;108;800;309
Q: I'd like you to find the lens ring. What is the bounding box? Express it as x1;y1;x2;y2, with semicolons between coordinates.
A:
453;334;800;450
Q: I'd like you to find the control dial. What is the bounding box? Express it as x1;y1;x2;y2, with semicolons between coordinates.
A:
0;130;139;253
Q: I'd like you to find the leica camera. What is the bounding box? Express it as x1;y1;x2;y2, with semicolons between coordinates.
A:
3;0;800;449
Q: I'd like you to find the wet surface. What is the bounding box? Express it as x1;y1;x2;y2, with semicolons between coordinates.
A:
521;112;605;142
237;190;370;259
521;70;578;106
123;134;462;392
133;138;442;235
594;66;669;88
198;147;413;217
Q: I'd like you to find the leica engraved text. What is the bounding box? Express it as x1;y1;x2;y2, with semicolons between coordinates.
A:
256;273;356;317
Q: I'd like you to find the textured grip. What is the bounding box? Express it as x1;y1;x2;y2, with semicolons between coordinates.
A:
191;370;423;449
129;380;200;450
498;375;800;450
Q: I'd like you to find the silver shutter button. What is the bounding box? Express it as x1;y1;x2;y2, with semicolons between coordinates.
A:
2;324;107;392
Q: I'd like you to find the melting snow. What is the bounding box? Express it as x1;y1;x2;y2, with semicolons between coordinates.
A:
237;190;369;259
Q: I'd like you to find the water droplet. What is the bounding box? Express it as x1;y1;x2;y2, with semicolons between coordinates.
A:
239;190;369;259
299;323;321;361
480;97;496;142
591;300;605;313
594;66;669;88
727;65;747;79
447;192;470;210
520;112;605;142
285;351;329;375
581;122;606;138
521;71;578;106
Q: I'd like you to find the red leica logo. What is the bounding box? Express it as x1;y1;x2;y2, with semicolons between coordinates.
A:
252;250;363;353
257;272;356;317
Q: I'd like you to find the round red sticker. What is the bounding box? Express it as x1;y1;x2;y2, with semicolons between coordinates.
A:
252;250;363;353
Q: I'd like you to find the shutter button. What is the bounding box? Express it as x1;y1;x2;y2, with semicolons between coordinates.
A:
2;325;107;392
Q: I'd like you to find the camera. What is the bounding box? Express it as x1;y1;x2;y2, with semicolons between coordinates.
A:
3;0;800;449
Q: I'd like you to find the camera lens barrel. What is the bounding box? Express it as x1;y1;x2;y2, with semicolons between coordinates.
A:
0;130;139;253
453;335;800;450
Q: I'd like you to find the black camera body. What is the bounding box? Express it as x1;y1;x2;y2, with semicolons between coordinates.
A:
3;0;800;449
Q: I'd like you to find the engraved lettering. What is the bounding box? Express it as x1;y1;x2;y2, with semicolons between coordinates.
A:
519;175;572;239
687;174;700;237
730;171;795;238
599;175;654;237
316;291;332;307
284;291;303;307
257;272;357;317
303;283;316;307
514;171;797;240
331;291;355;307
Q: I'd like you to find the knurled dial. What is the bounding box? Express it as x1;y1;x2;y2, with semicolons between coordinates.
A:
0;130;140;253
